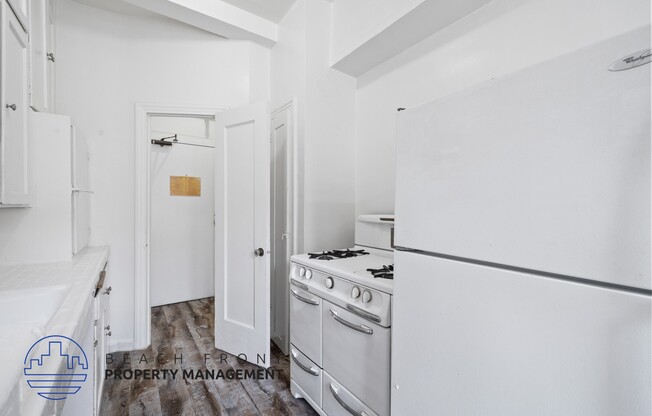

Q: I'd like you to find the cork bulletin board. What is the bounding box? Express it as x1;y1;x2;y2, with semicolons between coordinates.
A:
170;176;201;196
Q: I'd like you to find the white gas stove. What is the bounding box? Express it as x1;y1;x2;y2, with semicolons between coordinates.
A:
290;215;394;416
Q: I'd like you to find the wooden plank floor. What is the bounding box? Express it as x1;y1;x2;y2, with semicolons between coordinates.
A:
101;298;318;416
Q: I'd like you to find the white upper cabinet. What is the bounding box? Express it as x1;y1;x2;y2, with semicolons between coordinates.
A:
1;1;31;206
30;0;56;112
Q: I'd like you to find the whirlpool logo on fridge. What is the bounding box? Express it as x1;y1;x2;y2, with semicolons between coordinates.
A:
23;335;89;400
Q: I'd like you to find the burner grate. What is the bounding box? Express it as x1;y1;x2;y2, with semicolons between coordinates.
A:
366;265;394;279
307;249;369;260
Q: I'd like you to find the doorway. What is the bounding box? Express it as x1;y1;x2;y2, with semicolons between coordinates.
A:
134;102;298;363
149;114;215;307
134;103;226;350
270;102;296;356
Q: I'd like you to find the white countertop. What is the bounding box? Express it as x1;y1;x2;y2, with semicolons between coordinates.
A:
0;246;110;416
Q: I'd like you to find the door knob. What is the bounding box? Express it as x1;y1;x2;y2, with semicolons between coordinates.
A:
5;104;16;111
255;248;264;257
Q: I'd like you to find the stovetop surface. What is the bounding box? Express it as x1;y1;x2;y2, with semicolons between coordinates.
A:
291;246;394;294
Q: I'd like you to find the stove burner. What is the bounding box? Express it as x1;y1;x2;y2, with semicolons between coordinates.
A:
307;249;370;260
367;265;394;279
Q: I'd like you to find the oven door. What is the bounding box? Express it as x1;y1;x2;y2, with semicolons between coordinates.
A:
323;301;390;416
289;284;322;366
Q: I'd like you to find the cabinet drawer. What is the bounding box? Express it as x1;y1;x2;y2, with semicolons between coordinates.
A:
290;345;322;407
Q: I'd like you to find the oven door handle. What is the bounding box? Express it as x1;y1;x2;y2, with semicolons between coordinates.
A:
290;288;319;305
291;349;320;376
329;383;370;416
329;309;373;335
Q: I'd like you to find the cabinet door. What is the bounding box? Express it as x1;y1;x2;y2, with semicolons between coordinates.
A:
94;263;110;415
2;4;30;205
29;0;54;112
29;0;47;112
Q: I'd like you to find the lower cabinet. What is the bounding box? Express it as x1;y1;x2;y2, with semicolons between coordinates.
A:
60;260;111;416
60;313;94;416
93;261;111;416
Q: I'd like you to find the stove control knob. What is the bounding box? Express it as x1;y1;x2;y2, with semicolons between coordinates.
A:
362;290;372;303
351;286;361;299
325;277;334;289
305;269;313;280
299;267;306;277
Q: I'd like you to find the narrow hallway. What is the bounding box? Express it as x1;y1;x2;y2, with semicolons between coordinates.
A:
101;298;316;416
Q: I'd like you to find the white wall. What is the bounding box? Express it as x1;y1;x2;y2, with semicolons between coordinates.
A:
271;0;356;253
55;0;269;349
304;0;356;252
271;0;306;252
354;0;651;215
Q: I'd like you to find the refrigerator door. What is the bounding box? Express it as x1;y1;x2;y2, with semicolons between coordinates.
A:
395;27;650;289
391;251;651;416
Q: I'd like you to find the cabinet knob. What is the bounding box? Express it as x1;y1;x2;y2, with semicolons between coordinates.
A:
106;331;112;336
105;325;111;330
104;286;112;295
47;52;55;62
5;104;16;111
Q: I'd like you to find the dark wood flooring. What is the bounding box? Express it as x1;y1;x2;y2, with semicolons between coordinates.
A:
101;298;317;416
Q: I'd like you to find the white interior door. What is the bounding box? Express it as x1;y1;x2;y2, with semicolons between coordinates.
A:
215;101;270;367
271;107;291;355
150;115;215;307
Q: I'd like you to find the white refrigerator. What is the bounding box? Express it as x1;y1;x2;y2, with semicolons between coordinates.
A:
392;27;651;416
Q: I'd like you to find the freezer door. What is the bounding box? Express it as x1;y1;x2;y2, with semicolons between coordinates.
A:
391;251;651;416
395;27;650;289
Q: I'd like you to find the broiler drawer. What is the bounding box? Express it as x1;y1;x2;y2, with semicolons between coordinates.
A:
290;344;322;407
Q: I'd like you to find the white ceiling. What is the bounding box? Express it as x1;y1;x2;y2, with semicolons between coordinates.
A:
220;0;296;23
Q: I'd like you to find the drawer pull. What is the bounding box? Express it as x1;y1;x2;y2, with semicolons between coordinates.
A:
329;383;369;416
291;349;319;376
290;278;309;291
290;288;318;305
346;304;381;323
329;309;373;335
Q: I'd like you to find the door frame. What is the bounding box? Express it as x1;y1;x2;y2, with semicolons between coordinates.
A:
270;99;299;354
134;103;227;349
